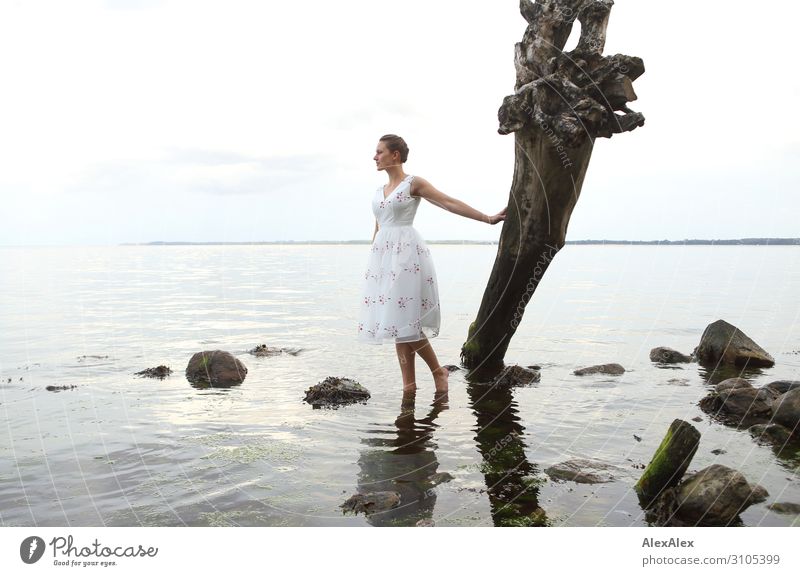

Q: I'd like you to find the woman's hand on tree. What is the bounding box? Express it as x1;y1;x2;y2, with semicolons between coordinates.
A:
487;206;507;225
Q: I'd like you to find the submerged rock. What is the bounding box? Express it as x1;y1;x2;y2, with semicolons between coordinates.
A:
749;423;795;447
673;464;768;526
490;364;541;387
340;491;401;515
767;502;800;515
650;347;692;363
185;350;247;386
574;363;625;376
693;319;774;368
134;365;172;379
427;472;454;486
545;458;621;484
248;344;302;357
304;377;370;408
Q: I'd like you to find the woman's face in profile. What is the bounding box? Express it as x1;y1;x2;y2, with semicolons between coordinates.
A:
374;142;397;171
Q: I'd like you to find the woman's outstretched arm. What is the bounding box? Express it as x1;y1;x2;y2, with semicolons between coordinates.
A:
412;176;506;225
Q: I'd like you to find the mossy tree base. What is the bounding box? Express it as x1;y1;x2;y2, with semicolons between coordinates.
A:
635;419;701;509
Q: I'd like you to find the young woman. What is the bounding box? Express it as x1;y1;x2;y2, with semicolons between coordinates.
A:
357;134;506;393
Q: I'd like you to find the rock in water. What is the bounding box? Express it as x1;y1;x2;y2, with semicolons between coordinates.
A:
490;364;541;387
545;458;621;484
674;464;768;525
763;380;800;398
693;319;774;368
714;378;752;393
185;350;247;386
248;344;302;357
340;491;400;515
748;424;795;447
650;347;692;363
771;388;800;431
134;365;172;379
304;377;370;407
574;363;625;376
767;502;800;515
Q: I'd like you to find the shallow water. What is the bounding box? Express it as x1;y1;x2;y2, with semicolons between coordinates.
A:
0;244;798;526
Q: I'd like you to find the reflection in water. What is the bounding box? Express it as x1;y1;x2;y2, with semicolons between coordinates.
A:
466;381;548;526
353;390;449;526
697;362;765;386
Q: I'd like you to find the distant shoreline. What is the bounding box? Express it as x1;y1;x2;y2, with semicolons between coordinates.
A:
121;238;800;246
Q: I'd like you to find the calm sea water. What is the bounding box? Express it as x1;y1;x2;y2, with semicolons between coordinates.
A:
0;244;798;527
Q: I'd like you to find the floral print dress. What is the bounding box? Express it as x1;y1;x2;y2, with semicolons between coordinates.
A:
358;174;441;344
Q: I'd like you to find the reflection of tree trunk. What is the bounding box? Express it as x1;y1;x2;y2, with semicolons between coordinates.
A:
467;381;546;526
461;0;645;372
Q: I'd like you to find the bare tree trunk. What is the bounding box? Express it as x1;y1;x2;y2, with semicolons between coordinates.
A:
461;0;645;374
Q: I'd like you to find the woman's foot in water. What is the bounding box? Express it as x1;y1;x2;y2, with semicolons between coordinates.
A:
432;365;449;392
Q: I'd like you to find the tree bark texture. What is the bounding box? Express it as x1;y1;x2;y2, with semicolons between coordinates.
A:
460;0;645;374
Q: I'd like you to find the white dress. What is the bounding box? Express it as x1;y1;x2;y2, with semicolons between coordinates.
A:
357;174;441;344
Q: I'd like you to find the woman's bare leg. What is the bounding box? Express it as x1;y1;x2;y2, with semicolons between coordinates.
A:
395;342;416;392
409;336;449;392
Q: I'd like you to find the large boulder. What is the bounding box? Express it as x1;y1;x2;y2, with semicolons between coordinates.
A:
650;347;692;363
674;464;768;525
770;388;800;432
573;363;625;376
693;320;774;368
185;350;247;386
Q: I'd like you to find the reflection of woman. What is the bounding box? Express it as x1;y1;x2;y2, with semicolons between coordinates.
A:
354;389;449;526
358;134;506;393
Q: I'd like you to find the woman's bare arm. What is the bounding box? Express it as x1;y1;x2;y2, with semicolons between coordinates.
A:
412;176;506;224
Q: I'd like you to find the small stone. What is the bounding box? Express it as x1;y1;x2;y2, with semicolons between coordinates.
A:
710;449;726;455
650;347;692;363
249;344;302;357
134;365;172;379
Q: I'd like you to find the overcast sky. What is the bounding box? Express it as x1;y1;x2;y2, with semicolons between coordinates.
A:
1;0;798;246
